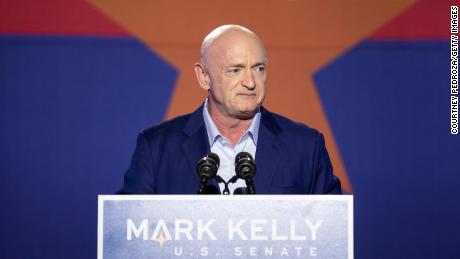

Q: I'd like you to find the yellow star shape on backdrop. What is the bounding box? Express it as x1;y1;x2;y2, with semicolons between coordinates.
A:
86;0;418;192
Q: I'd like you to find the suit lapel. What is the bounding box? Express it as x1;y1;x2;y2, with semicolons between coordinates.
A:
182;104;210;171
254;108;284;191
181;104;220;191
180;105;283;193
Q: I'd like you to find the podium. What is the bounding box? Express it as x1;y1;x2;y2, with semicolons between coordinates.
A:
98;195;353;259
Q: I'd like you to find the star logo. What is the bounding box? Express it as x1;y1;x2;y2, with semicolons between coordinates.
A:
153;232;167;248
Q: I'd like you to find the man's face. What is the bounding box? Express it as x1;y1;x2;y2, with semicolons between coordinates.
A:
205;31;267;119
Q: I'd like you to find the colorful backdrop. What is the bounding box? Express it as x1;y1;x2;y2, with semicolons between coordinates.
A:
1;0;458;258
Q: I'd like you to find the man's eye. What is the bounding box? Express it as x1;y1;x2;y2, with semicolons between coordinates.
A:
227;68;240;74
255;66;265;72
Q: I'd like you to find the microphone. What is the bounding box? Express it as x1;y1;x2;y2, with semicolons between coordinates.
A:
235;152;256;194
196;152;220;194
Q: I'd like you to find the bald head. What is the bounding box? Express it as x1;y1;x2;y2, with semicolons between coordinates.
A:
200;25;266;67
194;25;268;121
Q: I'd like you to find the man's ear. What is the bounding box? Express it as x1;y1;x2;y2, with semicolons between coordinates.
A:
194;63;211;90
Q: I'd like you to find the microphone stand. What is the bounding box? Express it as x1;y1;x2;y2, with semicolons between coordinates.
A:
215;175;239;195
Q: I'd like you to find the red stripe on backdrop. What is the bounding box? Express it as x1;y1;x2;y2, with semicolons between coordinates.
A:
370;0;453;40
0;0;127;36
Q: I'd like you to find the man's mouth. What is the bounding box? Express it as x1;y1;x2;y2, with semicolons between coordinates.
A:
237;93;256;96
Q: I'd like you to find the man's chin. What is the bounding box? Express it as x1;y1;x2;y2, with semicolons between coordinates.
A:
234;108;258;120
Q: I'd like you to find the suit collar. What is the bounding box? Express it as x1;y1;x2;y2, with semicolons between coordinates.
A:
259;106;282;137
183;103;207;137
182;104;282;137
181;104;285;194
255;107;285;192
203;99;262;147
181;104;219;192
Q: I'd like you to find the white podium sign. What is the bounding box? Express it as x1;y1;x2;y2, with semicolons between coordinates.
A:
98;195;353;259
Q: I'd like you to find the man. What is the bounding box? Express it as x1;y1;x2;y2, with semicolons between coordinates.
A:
118;25;341;194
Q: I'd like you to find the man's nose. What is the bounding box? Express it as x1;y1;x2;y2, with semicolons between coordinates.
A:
241;69;256;89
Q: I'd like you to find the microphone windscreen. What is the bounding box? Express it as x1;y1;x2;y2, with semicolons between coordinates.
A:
235;152;256;179
208;152;220;165
235;151;253;164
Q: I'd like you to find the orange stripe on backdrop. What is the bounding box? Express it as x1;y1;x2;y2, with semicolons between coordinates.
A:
86;0;418;193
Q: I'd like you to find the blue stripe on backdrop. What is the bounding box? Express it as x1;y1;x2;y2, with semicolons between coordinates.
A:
0;36;177;258
314;40;460;259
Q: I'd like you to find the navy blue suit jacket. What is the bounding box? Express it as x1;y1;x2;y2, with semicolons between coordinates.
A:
118;105;341;194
